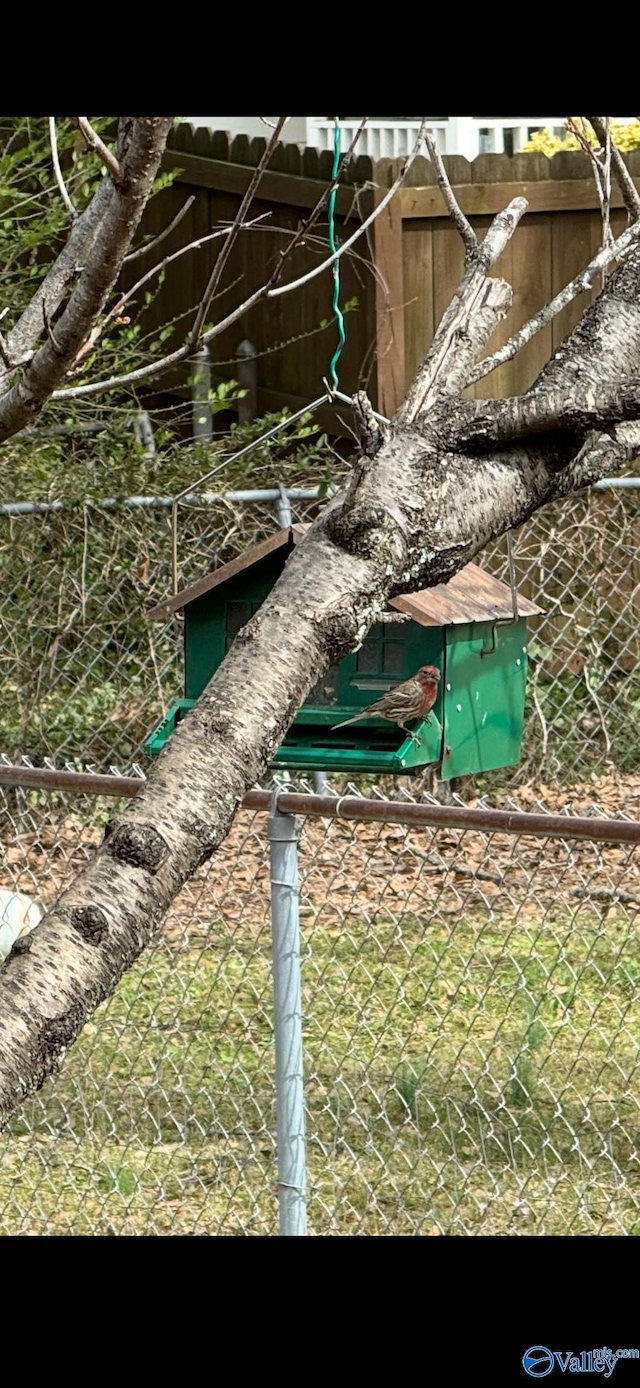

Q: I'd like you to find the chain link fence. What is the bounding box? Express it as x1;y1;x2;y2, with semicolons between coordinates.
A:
0;486;327;769
483;483;640;785
1;480;638;784
0;770;639;1235
1;466;639;1233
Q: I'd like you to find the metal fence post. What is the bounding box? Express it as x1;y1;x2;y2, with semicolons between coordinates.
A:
191;346;212;440
273;481;292;529
236;339;257;424
268;793;307;1236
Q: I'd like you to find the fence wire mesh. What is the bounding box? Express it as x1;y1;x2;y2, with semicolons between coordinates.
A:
0;490;325;768
1;464;640;1233
482;485;640;784
1;776;639;1235
0;482;638;783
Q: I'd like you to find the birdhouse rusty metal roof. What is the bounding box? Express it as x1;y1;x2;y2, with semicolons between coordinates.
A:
390;567;543;625
146;524;543;623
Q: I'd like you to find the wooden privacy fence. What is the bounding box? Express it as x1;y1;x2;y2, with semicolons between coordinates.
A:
131;125;640;429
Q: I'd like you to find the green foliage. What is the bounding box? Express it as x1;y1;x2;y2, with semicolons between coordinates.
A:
390;1064;420;1121
522;119;640;156
504;1016;546;1110
97;1164;138;1197
0;117;183;397
0;118;115;317
0;393;343;504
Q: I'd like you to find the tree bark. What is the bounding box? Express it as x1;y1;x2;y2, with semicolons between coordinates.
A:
1;179;640;1129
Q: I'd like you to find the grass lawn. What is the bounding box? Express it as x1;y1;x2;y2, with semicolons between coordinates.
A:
1;853;638;1234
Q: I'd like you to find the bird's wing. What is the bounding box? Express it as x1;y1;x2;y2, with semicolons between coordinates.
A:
376;681;420;714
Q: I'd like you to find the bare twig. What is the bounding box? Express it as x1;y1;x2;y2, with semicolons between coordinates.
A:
191;116;371;345
190;118;288;345
568;118;613;288
571;886;640;909
588;115;640;221
334;388;389;425
173;394;330;503
52;121;429;403
404;843;505;886
466;217;640;386
269;122;429;300
600;118;613;289
124;194;196;263
423;130;477;258
263;117;370;286
70;216;270;369
73;117;122;183
49;117;77;220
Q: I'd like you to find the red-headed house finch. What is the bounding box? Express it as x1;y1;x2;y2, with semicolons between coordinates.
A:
332;665;441;743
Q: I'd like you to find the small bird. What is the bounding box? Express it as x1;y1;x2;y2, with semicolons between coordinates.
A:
0;889;43;964
333;664;441;743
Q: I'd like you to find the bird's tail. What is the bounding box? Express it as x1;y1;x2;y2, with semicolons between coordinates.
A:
332;712;368;731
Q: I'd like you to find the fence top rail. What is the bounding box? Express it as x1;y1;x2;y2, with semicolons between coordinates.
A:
2;763;639;845
0;486;330;519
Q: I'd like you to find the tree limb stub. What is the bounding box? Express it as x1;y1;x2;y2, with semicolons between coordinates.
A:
3;178;640;1128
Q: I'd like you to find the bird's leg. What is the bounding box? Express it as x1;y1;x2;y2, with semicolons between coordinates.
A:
400;722;422;746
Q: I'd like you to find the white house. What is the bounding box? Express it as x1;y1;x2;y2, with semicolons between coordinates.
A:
182;117;582;160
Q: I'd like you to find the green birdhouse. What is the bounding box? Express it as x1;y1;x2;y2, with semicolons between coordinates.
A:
145;525;543;778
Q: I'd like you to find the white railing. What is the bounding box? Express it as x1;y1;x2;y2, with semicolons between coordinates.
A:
308;118;448;158
308;118;566;159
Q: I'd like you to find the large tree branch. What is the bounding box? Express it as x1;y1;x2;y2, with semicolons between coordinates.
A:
448;378;640;450
1;176;114;374
0;118;173;441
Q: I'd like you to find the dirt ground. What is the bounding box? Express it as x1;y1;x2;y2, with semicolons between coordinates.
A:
2;769;640;942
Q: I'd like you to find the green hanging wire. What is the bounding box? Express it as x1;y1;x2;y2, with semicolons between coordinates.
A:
327;117;346;392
